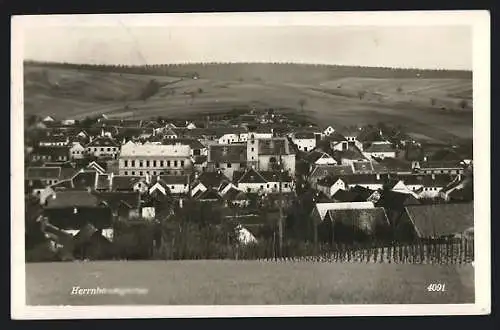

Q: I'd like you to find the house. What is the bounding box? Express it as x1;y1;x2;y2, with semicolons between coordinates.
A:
363;141;397;159
315;176;347;197
193;188;222;203
94;191;141;222
26;167;62;196
291;132;316;152
218;133;242;145
373;158;413;174
232;168;294;194
399;203;474;240
38;135;69;147
412;161;465;175
247;136;296;175
85;136;120;160
163;128;178;140
61;119;76;126
440;173;473;202
69;142;86;160
334;145;368;165
186;122;197;130
119;141;192;176
31;146;70;163
375;190;421;237
342;173;387;190
331;186;377;203
398;174;457;199
207;144;247;180
190;171;231;197
111;175;145;192
153;175;190;195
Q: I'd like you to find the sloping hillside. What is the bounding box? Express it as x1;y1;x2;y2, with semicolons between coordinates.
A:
23;62;473;143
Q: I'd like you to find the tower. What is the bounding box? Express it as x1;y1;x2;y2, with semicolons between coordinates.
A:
247;133;259;169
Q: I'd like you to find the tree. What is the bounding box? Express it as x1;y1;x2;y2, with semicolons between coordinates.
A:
430;98;437;106
358;90;366;100
396;86;403;93
298;99;307;112
197;88;204;94
459;99;468;109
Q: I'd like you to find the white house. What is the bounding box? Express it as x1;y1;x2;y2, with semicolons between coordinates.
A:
305;151;337;166
69;142;86;160
61;119;76;125
291;132;317;152
42;116;55;122
218;133;241;144
312;201;375;223
316;176;347;197
186;122;197;130
86;136;120;159
233;168;293;194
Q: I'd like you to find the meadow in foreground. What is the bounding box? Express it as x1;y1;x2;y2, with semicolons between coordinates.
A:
26;260;474;305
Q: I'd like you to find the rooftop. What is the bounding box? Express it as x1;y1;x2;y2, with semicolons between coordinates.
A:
209;144;247;163
120;142;191;157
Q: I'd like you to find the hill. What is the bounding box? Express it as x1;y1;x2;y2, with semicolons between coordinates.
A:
23;62;473;143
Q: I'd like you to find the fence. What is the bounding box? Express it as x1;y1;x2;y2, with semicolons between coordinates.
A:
254;238;474;264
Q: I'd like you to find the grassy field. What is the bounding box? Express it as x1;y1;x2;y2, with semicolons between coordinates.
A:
24;63;473;143
25;260;474;305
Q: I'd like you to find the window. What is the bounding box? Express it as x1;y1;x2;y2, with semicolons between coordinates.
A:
101;148;104;151
160;160;164;167
251;156;254;160
107;148;110;152
304;147;308;152
167;161;171;167
284;183;288;188
181;160;185;167
131;160;135;167
226;162;232;168
124;160;128;167
260;185;264;189
139;161;143;167
171;186;175;189
266;184;269;188
153;160;157;167
94;148;97;152
140;171;143;176
132;171;135;175
274;184;277;189
124;171;128;175
251;147;254;152
174;160;178;167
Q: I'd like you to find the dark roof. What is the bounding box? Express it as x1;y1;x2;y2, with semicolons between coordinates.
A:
398;174;456;187
331;189;366;203
310;165;354;179
111;176;143;191
163;138;205;150
364;142;397;153
259;171;293;182
32;146;70;157
45;191;100;209
419;161;463;169
405;203;474;238
376;190;421;210
158;175;189;185
39;135;69;144
193;155;208;164
293;132;316;139
352;161;375;173
258;138;289;155
304;150;334;164
195;171;230;188
26;167;61;180
209;144;247;163
193;188;222;201
223;187;249;201
333;145;366;161
326;207;390;234
71;171;98;190
325;132;347;142
86;136;120;148
93;191;141;209
342;174;385;185
95;174;111;190
350;185;377;200
374;158;413;173
429;148;464;162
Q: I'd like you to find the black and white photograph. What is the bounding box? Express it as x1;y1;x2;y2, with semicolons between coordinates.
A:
11;11;490;318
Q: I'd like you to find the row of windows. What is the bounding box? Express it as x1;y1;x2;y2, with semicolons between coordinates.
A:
88;147;118;152
33;155;67;161
123;160;185;168
245;183;289;192
123;170;184;176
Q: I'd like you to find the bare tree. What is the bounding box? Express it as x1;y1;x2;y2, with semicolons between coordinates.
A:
396;86;403;93
459;99;468;109
358;90;366;100
430;98;436;106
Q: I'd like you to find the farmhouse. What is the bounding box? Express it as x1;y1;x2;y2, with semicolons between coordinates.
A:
233;168;293;194
315;176;347;197
363;141;397;159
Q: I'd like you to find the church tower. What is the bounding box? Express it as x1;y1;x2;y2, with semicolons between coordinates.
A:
247;133;259;169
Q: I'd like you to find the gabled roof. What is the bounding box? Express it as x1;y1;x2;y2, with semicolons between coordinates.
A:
404;203;474;238
209;144;247;163
86;136;120;148
38;135;68;144
94;191;141;209
259;171;293;182
233;168;267;184
373;158;413;173
257;138;291;155
419;161;463;169
314;202;375;222
194;171;230;188
95;174;111;190
293;131;316;139
325;131;348;142
193;188;222;201
333;145;367;161
26;167;61;180
158;175;189;185
375;190;421;210
352;161;375;173
304;150;335;164
223;187;249;201
71;171;99;190
31;146;70;157
342;174;386;185
331;189;366;203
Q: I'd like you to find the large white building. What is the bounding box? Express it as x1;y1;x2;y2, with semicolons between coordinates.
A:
119;141;192;176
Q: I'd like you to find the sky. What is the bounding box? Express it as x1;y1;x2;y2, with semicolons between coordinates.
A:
23;25;472;70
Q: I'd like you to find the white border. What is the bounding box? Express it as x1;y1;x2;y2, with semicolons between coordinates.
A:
11;11;491;319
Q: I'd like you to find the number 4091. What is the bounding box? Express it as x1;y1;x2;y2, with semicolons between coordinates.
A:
427;283;446;292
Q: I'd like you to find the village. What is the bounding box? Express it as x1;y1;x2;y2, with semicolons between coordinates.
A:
24;107;474;262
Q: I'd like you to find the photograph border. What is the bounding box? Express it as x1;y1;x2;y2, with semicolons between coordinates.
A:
11;10;491;319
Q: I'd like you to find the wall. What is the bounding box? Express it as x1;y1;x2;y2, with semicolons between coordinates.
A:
293;138;316;152
119;156;192;176
87;146;119;159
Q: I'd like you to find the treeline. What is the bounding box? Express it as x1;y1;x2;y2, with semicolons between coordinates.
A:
24;60;472;82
